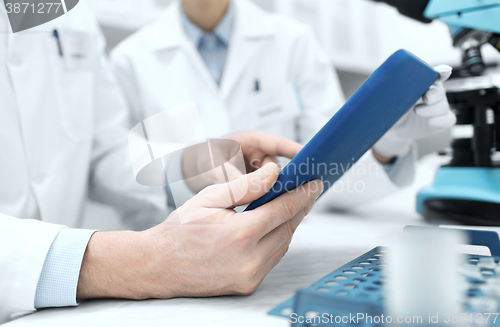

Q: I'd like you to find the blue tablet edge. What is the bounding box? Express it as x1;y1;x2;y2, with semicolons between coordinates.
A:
245;50;439;212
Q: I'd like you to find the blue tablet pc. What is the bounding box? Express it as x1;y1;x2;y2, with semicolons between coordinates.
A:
245;49;438;211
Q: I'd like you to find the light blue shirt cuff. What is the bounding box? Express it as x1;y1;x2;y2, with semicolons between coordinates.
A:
380;143;417;187
34;228;97;309
382;156;402;178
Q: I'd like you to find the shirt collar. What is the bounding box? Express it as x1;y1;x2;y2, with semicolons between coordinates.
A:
180;1;234;47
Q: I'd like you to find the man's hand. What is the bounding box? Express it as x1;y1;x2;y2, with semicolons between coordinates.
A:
225;132;303;172
76;163;323;300
182;132;303;192
373;65;456;161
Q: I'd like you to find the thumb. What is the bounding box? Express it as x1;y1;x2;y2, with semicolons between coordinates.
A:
197;162;280;209
231;162;280;206
206;161;244;184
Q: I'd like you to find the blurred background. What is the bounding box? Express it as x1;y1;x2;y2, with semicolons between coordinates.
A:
88;0;467;90
82;0;499;230
87;0;479;153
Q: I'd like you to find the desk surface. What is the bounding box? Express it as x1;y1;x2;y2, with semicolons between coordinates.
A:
6;155;448;327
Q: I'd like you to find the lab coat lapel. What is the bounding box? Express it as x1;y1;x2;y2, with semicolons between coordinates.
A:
152;1;219;95
220;0;274;99
182;41;220;95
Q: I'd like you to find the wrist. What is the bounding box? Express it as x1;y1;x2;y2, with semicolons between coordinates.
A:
76;231;153;301
373;135;412;160
372;149;396;164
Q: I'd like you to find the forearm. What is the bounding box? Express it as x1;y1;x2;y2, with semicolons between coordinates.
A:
76;231;153;301
76;164;320;304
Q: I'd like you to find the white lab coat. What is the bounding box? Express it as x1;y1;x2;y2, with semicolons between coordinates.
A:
0;3;167;323
111;0;416;209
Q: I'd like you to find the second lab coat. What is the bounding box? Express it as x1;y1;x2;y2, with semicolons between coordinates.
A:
111;0;416;209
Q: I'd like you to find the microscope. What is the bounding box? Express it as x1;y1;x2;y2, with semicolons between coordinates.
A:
375;0;500;225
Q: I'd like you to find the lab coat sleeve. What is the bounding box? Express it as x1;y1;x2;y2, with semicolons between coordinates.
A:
0;214;65;324
109;43;146;128
88;27;170;231
316;144;417;210
110;40;198;208
290;27;418;210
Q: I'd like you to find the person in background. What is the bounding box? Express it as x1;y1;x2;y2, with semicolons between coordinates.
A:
111;0;456;209
0;2;322;323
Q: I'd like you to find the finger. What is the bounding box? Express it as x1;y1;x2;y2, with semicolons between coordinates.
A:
196;162;280;209
256;203;310;262
261;156;280;167
203;161;244;184
415;98;450;117
434;65;452;83
428;112;457;129
233;132;303;160
421;85;447;106
229;162;280;206
257;134;303;159
252;239;294;288
222;162;244;182
231;239;292;296
240;179;323;237
414;65;451;108
169;197;236;225
245;156;279;173
247;156;279;171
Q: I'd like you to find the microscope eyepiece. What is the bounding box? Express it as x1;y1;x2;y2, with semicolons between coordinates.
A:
452;29;495;77
488;34;500;52
463;45;486;76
